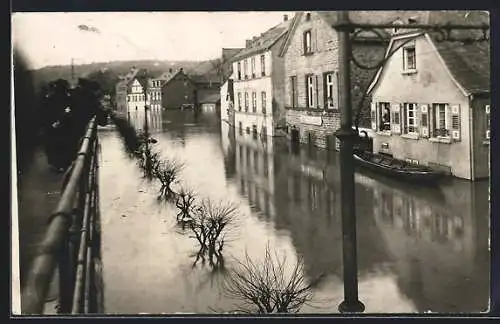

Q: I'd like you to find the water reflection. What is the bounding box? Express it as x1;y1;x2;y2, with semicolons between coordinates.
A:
220;121;489;313
100;113;489;314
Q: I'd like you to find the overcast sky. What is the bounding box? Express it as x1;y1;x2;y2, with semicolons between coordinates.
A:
12;11;294;70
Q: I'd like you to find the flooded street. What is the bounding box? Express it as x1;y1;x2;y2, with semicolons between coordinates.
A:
98;110;490;314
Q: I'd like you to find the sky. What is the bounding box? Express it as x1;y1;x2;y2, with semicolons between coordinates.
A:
12;11;294;70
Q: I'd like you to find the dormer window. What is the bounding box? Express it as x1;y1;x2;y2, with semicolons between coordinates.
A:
305;12;311;21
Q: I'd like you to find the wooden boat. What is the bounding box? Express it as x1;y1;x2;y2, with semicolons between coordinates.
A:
353;151;447;183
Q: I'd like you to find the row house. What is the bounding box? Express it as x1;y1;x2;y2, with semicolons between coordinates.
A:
231;14;292;138
126;77;147;112
220;48;244;126
115;67;139;114
161;68;197;110
367;11;490;180
147;73;170;111
279;11;409;150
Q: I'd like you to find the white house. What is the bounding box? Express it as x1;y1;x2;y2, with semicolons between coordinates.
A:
231;14;292;138
127;78;147;112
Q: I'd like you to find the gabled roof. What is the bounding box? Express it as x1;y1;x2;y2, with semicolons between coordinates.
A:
231;18;292;61
430;36;490;95
161;69;193;88
367;11;490;96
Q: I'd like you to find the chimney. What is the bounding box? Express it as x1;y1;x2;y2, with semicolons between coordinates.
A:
284;14;288;21
245;39;252;48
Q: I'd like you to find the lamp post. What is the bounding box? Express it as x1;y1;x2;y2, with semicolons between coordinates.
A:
334;10;365;313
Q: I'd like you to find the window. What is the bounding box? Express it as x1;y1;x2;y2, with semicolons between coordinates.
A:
127;96;130;102
239;121;243;135
251;57;256;78
261;92;267;114
404;103;418;134
290;76;297;108
244;92;249;112
486;105;490;139
244;60;248;79
303;31;312;54
306;75;315;108
379;102;391;131
324;73;336;109
237;62;242;80
305;12;311;21
432;103;449;137
260;55;266;76
238;92;242;111
252;92;257;112
403;46;416;71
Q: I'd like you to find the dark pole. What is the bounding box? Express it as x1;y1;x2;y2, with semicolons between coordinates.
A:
334;10;365;313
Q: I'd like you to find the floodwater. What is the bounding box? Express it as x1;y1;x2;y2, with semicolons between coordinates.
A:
98;109;490;314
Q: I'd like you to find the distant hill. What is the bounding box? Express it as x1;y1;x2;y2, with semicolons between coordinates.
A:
30;59;220;95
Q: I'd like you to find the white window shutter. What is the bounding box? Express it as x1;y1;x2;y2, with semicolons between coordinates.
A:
420;104;429;138
451;104;461;141
391;104;401;134
371;102;377;131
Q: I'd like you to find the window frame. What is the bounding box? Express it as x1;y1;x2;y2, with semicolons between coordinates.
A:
244;60;248;79
403;45;417;72
306;74;315;108
325;73;335;109
404;102;418;135
244;92;249;112
290;76;297;108
251;57;256;78
378;102;391;131
252;92;257;112
303;30;312;55
237;92;242;111
432;103;450;138
261;91;267;114
260;55;266;76
237;62;242;80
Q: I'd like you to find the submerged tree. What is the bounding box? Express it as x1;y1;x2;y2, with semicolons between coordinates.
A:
222;245;324;314
175;188;198;223
154;159;184;200
186;199;238;268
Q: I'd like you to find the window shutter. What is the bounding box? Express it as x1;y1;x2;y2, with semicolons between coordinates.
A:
450;104;461;141
305;75;309;107
315;75;319;108
420;104;429;138
313;28;318;52
486;105;490;139
323;73;327;108
391;103;401;134
371;102;377;131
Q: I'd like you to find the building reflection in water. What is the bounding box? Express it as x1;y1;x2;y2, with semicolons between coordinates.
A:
218;123;489;313
127;109;164;134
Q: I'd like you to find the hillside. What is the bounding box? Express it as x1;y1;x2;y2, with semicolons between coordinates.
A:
30;59;219;95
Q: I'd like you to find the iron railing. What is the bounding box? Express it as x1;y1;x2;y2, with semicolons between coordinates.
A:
21;116;102;315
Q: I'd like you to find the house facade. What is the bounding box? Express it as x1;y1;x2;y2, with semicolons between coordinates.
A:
279;11;407;150
126;78;147;112
161;68;197;110
115;68;139;114
220;78;235;125
231;14;291;138
147;77;165;111
368;19;490;180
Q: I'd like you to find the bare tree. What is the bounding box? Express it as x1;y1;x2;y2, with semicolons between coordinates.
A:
186;199;238;268
154;159;184;200
175;187;197;222
222;245;325;314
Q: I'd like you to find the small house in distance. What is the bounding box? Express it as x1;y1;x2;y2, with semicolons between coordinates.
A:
367;11;490;180
160;68;197;110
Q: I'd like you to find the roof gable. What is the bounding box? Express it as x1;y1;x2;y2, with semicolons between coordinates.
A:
367;31;490;97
